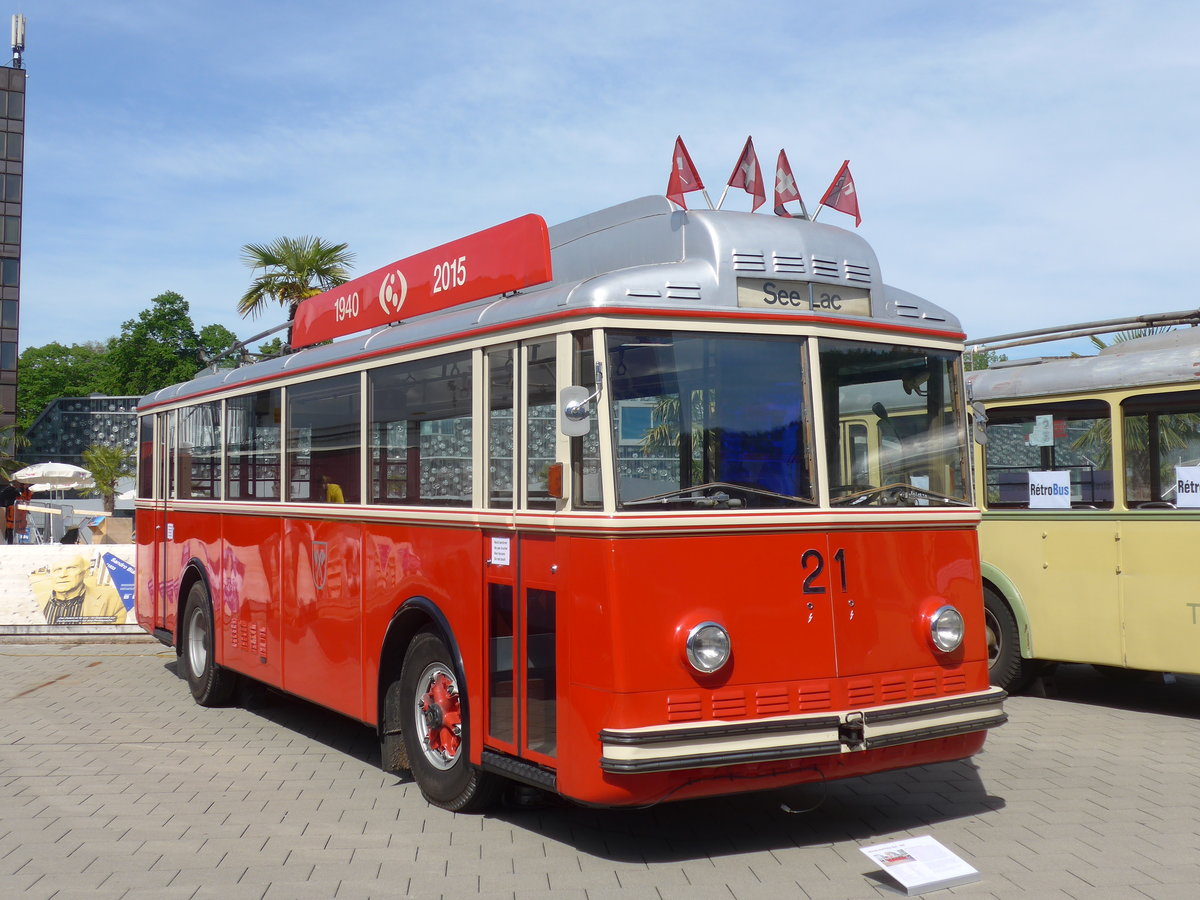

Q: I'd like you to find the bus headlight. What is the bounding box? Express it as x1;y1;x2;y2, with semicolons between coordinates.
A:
686;622;731;674
929;605;965;653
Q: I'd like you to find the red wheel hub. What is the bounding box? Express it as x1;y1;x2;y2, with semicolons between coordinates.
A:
420;673;462;760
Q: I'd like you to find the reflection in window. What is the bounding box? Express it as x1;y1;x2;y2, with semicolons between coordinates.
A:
137;417;154;499
983;400;1113;509
571;332;601;508
178;402;222;498
606;331;813;509
287;373;360;503
226;389;281;501
820;339;970;506
526;341;556;509
488;349;514;508
369;352;471;506
1122;390;1200;508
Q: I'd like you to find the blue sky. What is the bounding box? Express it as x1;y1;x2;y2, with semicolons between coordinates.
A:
15;0;1200;355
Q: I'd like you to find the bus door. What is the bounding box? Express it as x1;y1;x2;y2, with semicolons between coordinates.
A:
481;340;560;769
150;409;176;633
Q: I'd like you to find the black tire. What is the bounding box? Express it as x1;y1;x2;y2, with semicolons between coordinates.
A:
983;586;1033;692
182;581;237;707
397;628;501;812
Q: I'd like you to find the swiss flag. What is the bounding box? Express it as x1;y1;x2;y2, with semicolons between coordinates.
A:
819;160;861;226
773;149;807;218
666;136;704;209
727;136;765;211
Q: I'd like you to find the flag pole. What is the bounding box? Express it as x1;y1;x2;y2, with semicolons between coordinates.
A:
715;185;728;210
810;205;823;223
702;189;715;209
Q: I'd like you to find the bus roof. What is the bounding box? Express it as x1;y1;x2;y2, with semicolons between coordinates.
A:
141;195;960;410
968;326;1200;402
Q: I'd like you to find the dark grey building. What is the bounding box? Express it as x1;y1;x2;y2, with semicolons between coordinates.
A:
1;22;25;427
22;396;138;467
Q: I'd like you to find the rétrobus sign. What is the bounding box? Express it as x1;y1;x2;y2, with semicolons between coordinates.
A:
291;214;553;346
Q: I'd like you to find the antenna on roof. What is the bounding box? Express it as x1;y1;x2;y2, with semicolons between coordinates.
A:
11;14;25;69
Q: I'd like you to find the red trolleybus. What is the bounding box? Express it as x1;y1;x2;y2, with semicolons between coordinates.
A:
136;195;1005;811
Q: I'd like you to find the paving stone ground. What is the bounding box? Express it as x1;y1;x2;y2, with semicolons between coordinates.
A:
2;638;1199;899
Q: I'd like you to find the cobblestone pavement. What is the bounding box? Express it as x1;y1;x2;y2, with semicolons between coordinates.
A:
2;639;1199;899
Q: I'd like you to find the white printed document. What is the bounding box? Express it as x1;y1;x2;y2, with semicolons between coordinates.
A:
860;835;980;895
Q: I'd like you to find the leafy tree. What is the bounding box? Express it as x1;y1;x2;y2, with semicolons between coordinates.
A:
198;323;240;369
255;336;286;358
82;444;135;514
16;340;113;431
104;291;221;395
238;236;354;345
965;348;1007;371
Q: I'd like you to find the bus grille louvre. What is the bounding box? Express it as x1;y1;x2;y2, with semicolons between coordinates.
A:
732;251;766;271
912;674;939;698
798;685;833;711
666;694;703;722
711;690;748;717
847;680;877;706
881;677;908;703
941;672;968;693
755;687;790;716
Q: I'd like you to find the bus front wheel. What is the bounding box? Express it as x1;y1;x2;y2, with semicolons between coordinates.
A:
182;581;237;707
983;587;1033;692
398;629;501;812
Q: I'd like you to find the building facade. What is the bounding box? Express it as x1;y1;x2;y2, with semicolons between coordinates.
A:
0;61;23;425
22;396;139;467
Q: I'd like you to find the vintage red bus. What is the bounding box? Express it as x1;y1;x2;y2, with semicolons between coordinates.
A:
136;195;1005;811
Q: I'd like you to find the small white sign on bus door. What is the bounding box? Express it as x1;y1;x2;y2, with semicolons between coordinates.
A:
1175;466;1200;508
1028;470;1070;509
489;537;511;566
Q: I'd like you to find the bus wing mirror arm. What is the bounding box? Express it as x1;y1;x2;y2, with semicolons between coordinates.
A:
560;362;604;437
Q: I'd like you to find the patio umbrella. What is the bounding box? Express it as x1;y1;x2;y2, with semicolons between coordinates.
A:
10;462;95;491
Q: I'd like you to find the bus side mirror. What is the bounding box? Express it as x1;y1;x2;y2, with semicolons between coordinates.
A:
560;386;593;437
972;402;988;445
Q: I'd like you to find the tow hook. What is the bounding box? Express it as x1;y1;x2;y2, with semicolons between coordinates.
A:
839;712;865;747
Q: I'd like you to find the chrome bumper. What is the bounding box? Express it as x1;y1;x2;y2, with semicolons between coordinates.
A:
599;686;1007;774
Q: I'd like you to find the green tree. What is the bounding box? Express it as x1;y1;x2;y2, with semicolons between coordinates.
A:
965;348;1007;371
104;291;223;395
16;340;113;431
237;237;354;345
198;323;240;369
82;444;135;514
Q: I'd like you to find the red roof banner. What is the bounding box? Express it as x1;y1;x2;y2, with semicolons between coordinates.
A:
292;213;552;346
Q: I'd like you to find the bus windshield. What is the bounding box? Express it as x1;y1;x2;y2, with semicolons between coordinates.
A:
607;330;814;509
819;338;970;507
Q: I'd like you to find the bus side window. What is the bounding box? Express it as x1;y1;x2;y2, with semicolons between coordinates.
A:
1122;389;1200;509
226;389;282;501
287;373;361;503
983;400;1112;509
369;351;473;507
570;332;601;508
526;340;557;510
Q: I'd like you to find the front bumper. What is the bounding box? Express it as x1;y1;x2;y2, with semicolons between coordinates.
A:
598;685;1007;774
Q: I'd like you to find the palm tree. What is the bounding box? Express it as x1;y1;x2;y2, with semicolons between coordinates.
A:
82;444;135;514
238;236;354;345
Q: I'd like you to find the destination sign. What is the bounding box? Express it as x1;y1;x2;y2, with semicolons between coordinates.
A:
736;278;871;317
291;214;553;346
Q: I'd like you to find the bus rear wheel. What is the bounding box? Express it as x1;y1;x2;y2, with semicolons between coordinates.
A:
398;629;501;812
983;587;1033;693
182;581;237;707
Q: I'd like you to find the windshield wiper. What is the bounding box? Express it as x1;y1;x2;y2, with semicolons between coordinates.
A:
830;482;971;507
621;481;818;509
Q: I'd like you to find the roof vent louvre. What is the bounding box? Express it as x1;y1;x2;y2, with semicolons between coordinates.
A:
845;262;872;283
732;250;766;272
665;283;702;301
772;253;806;275
811;256;839;278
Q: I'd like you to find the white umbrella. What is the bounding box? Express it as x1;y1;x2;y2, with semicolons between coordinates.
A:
11;462;95;492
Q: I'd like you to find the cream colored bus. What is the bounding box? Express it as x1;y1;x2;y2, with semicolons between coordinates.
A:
967;313;1200;690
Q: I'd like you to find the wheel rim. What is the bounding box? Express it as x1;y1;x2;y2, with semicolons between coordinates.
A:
413;661;463;771
186;605;209;677
983;607;1000;667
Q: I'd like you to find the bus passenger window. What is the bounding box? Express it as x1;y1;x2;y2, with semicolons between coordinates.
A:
369;351;472;506
983;400;1112;509
179;402;222;499
226;389;282;501
287;373;361;503
526;341;557;510
571;333;601;509
1122;390;1200;508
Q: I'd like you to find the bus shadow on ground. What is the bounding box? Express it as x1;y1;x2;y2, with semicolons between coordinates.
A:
163;657;1001;861
490;760;1000;864
1031;662;1200;721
